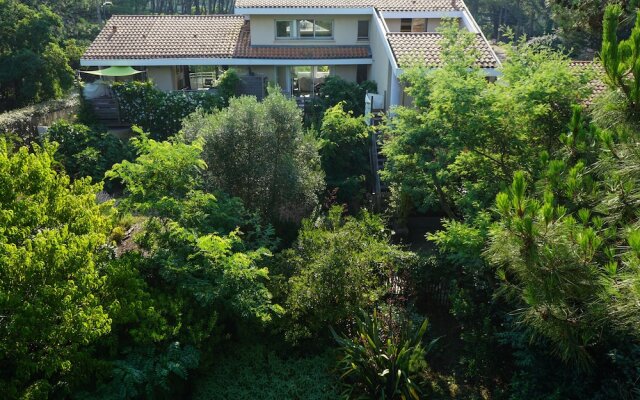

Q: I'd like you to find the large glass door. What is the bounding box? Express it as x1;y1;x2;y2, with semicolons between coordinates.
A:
291;66;330;97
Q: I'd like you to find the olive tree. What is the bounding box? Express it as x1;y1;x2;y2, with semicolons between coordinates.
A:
181;91;324;227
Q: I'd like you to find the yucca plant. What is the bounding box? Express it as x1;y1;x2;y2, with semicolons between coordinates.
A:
331;310;435;400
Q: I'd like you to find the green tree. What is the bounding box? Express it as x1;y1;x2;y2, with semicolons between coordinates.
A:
281;206;416;342
0;0;74;111
44;120;133;188
485;4;640;380
318;103;371;209
93;133;281;397
548;0;639;50
598;5;640;123
0;141;113;398
181;91;324;227
382;21;591;221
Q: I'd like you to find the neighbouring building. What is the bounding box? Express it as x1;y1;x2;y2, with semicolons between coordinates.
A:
80;0;500;109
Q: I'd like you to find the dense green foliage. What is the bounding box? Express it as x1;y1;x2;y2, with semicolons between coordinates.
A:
380;9;640;399
280;206;416;342
317;103;371;209
44;120;133;188
305;76;377;127
111;70;240;140
382;21;591;221
332;311;433;400
0;0;76;111
181;91;324;228
192;345;339;400
0;141;113;398
4;4;640;399
90;133;280;398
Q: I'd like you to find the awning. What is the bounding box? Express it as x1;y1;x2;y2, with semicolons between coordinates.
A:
80;66;144;77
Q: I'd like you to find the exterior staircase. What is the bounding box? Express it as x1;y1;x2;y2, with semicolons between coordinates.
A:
85;96;122;127
369;113;389;208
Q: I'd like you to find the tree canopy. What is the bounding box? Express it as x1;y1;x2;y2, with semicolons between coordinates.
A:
181;91;324;228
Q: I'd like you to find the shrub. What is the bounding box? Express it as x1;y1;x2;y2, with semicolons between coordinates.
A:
192;345;339;400
318;102;371;209
305;76;377;127
216;68;240;105
111;81;225;140
182;90;324;228
110;226;126;244
0;141;114;398
332;310;434;400
281;206;416;342
44;120;133;189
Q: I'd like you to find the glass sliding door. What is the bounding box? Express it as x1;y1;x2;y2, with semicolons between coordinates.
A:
291;66;330;97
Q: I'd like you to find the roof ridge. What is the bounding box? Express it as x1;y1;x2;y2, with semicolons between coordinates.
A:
108;14;244;18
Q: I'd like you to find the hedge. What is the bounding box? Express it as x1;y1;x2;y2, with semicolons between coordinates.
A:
0;93;80;143
111;69;239;140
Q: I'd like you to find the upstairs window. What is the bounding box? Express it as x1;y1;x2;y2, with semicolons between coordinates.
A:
357;20;369;40
412;18;426;32
400;18;412;32
276;19;333;39
276;20;293;38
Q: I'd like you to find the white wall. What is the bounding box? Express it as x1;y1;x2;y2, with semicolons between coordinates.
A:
249;14;371;45
147;66;175;91
332;65;358;82
369;16;391;107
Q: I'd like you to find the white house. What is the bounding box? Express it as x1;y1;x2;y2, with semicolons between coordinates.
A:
81;0;500;109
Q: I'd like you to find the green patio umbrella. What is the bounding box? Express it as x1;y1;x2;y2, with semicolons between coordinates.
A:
81;66;144;77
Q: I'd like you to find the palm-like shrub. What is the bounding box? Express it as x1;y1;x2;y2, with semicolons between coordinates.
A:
331;311;435;400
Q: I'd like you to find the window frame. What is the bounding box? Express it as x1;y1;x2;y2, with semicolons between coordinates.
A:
357;20;369;40
400;18;412;33
276;20;294;38
275;19;334;40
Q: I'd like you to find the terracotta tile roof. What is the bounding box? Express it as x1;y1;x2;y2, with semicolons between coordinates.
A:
83;15;245;60
387;32;499;68
82;16;371;61
569;60;607;105
233;22;370;59
234;0;464;11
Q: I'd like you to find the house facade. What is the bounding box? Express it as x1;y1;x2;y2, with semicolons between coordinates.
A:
81;0;500;109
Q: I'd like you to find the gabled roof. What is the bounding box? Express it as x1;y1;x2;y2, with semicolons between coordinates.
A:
83;15;245;60
234;0;464;12
387;32;499;68
82;15;372;62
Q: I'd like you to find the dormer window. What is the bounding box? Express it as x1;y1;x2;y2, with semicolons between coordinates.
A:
276;19;333;39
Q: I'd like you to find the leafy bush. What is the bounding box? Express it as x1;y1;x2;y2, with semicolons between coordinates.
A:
305;76;377;127
182;90;324;228
0;1;75;111
216;68;241;105
77;343;200;400
0;141;114;399
81;134;281;399
318;102;371;210
192;345;339;400
332;310;434;400
382;21;592;220
112;81;225;140
44;120;133;188
281;206;416;342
